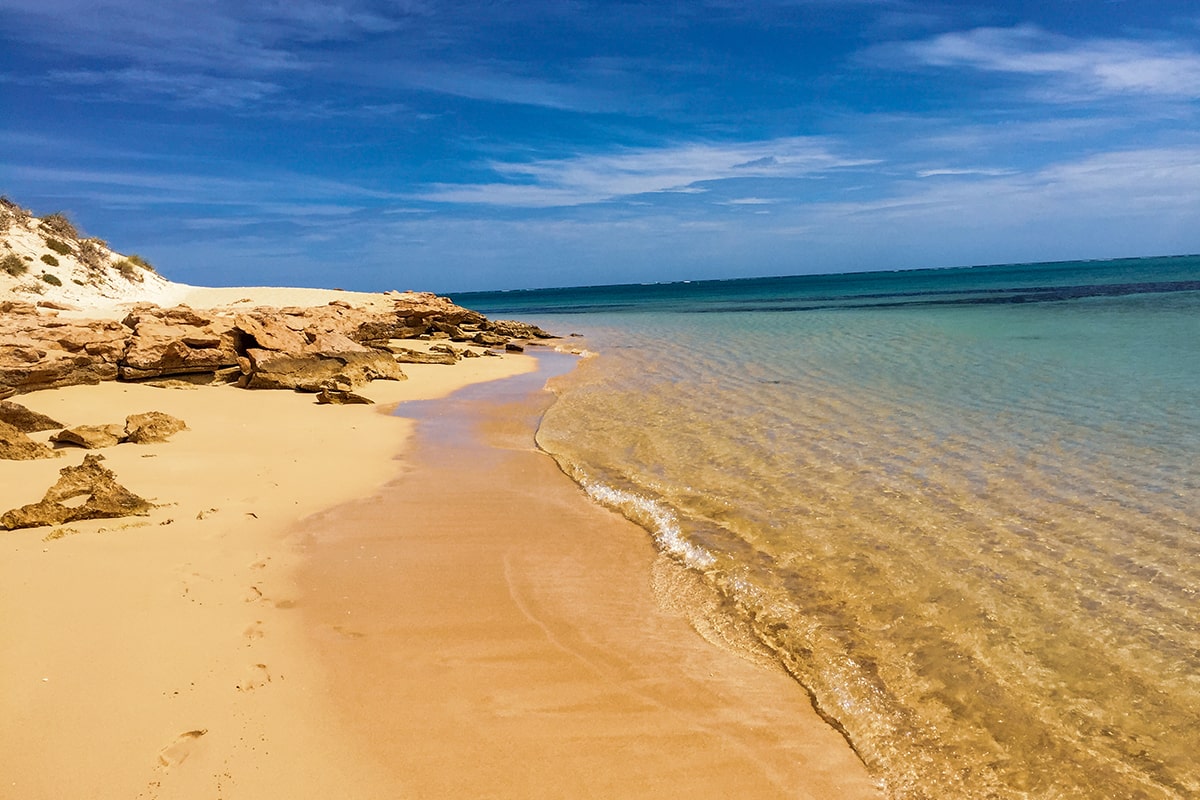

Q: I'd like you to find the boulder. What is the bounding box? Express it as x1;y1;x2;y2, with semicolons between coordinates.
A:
0;420;59;460
124;411;188;443
0;400;64;433
1;453;154;530
51;424;126;450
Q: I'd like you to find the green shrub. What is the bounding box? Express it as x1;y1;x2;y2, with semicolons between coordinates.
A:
45;238;73;255
41;273;62;286
41;253;59;267
41;212;79;239
2;253;27;276
124;253;155;272
115;258;145;282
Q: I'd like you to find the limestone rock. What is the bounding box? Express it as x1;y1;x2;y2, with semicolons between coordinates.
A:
0;420;59;460
124;411;188;443
241;348;406;392
52;424;126;450
120;305;239;380
472;331;508;347
316;389;374;405
234;313;309;352
0;400;64;433
1;453;154;530
485;319;555;339
388;347;459;365
0;312;128;394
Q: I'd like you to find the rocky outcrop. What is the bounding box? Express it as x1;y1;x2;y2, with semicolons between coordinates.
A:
51;424;126;450
0;400;63;433
0;420;58;460
0;301;127;393
123;411;187;443
486;319;554;340
119;305;239;380
0;294;554;396
1;453;154;530
388;346;460;365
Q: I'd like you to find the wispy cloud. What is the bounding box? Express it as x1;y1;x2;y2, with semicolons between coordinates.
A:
901;25;1200;100
418;138;876;207
916;168;1016;178
47;68;281;108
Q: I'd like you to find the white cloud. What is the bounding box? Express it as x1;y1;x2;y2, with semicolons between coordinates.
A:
903;25;1200;100
48;68;281;108
916;168;1016;178
418;138;876;207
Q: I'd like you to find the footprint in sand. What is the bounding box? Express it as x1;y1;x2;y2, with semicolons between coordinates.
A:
243;621;265;642
236;663;271;692
157;729;208;769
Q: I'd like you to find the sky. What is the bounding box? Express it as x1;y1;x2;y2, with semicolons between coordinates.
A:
3;0;1200;292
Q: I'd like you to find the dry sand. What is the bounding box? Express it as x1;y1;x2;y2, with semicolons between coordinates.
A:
0;356;535;799
1;289;882;797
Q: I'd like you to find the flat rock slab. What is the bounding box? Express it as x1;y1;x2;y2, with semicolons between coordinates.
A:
52;424;126;450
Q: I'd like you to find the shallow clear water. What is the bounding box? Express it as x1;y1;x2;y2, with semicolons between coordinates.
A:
456;257;1200;799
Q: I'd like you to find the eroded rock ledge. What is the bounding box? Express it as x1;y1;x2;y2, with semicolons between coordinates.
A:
0;293;553;396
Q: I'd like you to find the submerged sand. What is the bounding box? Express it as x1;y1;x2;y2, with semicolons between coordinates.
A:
0;291;881;797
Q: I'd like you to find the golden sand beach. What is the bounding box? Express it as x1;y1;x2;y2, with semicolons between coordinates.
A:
0;281;881;798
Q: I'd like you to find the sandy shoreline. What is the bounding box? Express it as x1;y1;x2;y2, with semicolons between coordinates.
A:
2;332;880;798
298;352;882;798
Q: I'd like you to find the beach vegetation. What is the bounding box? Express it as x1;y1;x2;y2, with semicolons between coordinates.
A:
40;212;79;240
45;237;73;256
124;253;155;272
115;258;146;282
40;253;59;267
2;253;28;276
77;239;107;272
41;273;62;286
0;197;31;233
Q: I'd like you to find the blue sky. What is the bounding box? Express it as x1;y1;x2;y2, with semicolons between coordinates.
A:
3;1;1200;291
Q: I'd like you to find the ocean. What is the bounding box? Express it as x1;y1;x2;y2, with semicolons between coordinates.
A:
453;256;1200;800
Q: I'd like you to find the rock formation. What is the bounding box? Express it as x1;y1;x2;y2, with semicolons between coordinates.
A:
0;420;58;460
51;424;126;450
0;400;63;433
123;411;187;443
1;454;155;530
1;294;555;397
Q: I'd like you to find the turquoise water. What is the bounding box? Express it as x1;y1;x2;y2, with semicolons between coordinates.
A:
455;256;1200;799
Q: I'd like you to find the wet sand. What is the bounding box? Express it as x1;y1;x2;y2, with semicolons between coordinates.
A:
299;353;883;799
